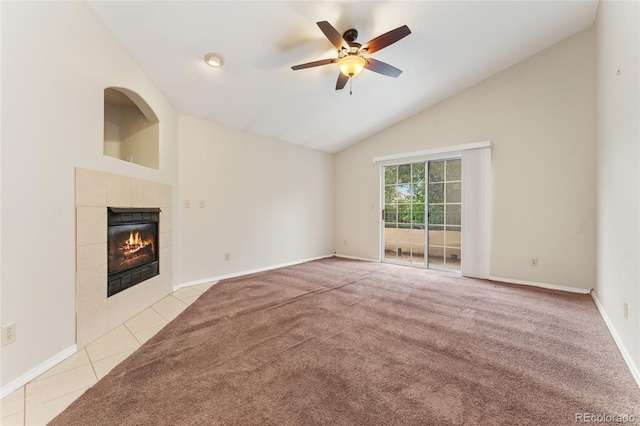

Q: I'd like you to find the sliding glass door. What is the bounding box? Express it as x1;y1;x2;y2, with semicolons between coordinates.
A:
383;158;462;271
383;163;426;265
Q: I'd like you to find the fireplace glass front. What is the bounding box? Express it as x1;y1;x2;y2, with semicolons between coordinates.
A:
107;208;160;297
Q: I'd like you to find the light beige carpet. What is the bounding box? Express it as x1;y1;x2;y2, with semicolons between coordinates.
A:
50;257;640;425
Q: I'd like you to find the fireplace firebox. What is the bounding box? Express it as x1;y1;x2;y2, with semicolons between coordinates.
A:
107;207;160;297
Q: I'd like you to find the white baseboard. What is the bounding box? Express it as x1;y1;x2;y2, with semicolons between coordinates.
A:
488;276;591;294
333;253;380;262
591;291;640;389
174;254;334;291
1;344;77;399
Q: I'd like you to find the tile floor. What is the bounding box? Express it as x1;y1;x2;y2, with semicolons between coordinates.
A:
1;282;215;426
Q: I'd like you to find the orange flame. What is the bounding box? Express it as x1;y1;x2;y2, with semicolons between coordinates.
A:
122;231;155;258
128;231;143;248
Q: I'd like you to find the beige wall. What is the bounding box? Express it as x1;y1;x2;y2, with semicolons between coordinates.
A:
1;1;179;388
104;104;123;159
595;0;640;376
177;114;334;284
335;28;597;291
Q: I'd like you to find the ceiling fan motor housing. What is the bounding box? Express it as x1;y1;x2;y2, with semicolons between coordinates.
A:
340;29;363;57
343;28;358;43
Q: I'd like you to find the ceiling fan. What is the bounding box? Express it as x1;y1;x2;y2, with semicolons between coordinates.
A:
292;21;411;94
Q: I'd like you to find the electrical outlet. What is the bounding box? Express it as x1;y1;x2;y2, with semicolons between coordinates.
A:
623;303;628;320
225;253;230;261
531;258;538;267
184;200;191;209
2;323;16;346
199;200;205;209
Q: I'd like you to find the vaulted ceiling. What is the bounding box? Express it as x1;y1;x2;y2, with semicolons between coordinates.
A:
89;1;599;153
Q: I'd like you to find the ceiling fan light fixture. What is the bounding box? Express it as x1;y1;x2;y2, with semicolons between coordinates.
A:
204;53;225;68
339;55;366;77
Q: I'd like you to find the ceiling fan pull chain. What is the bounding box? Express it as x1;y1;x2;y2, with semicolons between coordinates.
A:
350;76;353;95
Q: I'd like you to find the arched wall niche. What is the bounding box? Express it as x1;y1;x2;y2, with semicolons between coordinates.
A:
103;87;160;170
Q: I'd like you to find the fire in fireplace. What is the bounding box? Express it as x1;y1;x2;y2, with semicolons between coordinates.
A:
107;208;160;297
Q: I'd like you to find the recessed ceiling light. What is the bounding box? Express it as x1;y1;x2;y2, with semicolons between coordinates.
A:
204;53;224;68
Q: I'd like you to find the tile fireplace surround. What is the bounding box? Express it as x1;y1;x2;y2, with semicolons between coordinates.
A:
75;167;173;348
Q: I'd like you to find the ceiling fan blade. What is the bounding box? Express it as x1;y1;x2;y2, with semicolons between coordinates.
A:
364;58;403;78
336;73;349;90
361;25;411;54
317;21;349;51
291;58;336;70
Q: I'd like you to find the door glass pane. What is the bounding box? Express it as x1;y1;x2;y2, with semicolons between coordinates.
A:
445;247;461;269
412;208;425;225
446;204;461;226
385;186;396;204
412;227;425;244
385;204;397;223
428;225;445;245
397;243;411;262
428;183;444;204
398;164;411;184
446;182;462;203
412;163;425;183
429;162;445;182
428;204;444;225
398;204;411;224
405;184;416;202
428;244;445;268
446;226;461;248
385;166;397;185
446;159;462;181
384;226;398;261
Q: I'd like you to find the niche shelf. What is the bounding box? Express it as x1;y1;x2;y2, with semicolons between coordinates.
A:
104;87;159;170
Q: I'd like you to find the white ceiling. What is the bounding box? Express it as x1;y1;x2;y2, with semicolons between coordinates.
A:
88;1;598;153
